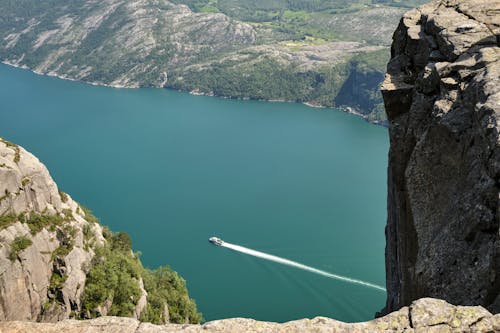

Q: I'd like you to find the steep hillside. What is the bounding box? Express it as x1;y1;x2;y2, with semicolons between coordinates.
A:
0;0;426;123
382;0;499;314
0;137;201;324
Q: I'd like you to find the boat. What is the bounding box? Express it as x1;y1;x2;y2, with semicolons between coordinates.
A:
209;237;223;246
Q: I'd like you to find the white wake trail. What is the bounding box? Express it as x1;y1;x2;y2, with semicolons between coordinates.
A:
220;241;386;292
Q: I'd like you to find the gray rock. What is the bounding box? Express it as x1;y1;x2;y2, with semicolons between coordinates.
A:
381;0;500;315
0;224;57;321
0;139;100;321
134;278;148;320
0;298;497;332
0;139;132;322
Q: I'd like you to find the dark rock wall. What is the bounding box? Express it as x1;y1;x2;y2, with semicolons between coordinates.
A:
381;0;500;314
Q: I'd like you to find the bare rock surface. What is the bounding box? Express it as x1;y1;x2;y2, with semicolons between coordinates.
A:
0;138;106;322
0;298;498;332
381;0;500;314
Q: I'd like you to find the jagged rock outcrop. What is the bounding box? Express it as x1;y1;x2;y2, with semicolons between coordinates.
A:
0;298;499;332
0;138;197;323
0;0;418;122
0;138;107;321
381;0;500;314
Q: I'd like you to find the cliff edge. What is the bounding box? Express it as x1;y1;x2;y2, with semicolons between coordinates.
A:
382;0;499;314
1;298;499;332
0;138;200;323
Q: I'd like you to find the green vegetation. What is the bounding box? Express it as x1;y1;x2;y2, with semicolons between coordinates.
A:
59;190;69;203
172;49;389;118
0;210;74;234
174;0;427;42
9;235;32;261
0;213;22;230
0;171;199;323
140;267;202;324
81;230;201;323
51;225;76;260
0;138;20;163
23;213;66;235
82;232;143;317
172;56;349;104
49;271;68;292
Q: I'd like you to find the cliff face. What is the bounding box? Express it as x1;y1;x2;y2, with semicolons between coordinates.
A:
0;138;106;321
0;138;200;323
382;0;500;314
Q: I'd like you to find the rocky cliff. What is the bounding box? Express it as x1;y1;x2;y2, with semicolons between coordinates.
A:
382;0;500;314
0;137;106;321
1;298;499;332
0;138;200;323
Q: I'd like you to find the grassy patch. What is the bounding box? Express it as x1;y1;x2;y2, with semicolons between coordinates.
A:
0;138;21;163
62;208;74;221
82;223;95;251
9;235;32;261
0;212;22;230
49;271;68;290
25;213;65;235
59;190;69;203
51;239;74;260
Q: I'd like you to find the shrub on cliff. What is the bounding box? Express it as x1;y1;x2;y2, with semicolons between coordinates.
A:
8;235;32;261
81;232;143;317
141;266;202;324
81;230;202;323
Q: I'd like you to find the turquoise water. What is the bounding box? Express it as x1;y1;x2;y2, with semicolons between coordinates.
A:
0;64;388;322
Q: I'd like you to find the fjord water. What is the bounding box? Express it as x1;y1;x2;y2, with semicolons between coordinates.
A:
0;64;388;322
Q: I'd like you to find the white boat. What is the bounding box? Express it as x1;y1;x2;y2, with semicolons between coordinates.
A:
209;237;223;246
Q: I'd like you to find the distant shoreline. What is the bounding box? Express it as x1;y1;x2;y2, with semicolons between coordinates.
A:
1;60;384;126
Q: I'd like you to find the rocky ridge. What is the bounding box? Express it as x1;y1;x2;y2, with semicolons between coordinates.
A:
0;298;499;332
0;138;107;321
0;0;425;123
381;0;500;314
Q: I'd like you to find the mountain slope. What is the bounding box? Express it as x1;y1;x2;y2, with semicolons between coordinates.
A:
0;0;426;123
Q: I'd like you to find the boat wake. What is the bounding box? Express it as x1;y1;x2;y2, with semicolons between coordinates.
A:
219;240;386;292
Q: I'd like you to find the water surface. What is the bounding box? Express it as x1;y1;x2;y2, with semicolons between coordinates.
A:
0;64;388;322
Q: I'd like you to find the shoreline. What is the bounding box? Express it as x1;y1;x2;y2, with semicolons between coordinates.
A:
1;60;384;126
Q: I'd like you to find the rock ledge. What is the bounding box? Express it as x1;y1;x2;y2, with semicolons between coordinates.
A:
1;298;499;332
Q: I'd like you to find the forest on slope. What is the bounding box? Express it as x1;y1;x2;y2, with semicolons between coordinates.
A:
0;0;427;123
